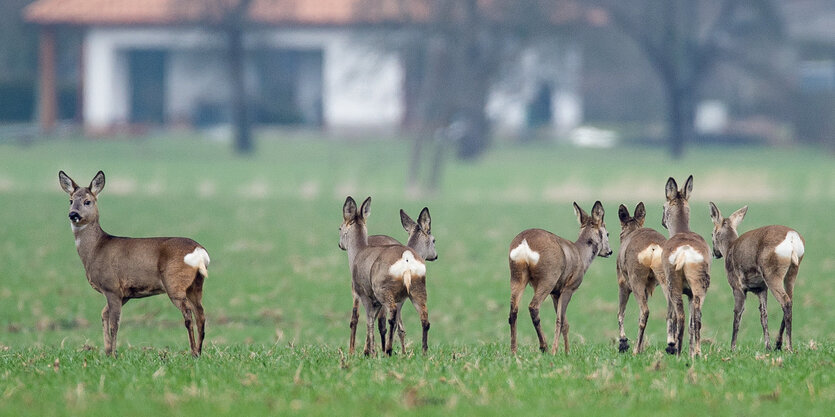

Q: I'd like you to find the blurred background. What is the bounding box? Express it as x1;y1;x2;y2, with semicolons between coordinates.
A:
1;0;832;168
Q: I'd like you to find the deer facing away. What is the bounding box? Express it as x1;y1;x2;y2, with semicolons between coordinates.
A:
508;201;612;354
660;175;711;357
339;197;430;356
616;202;667;354
58;171;210;357
365;207;437;353
709;203;804;352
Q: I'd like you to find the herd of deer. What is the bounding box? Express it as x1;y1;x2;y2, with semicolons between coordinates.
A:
57;171;805;359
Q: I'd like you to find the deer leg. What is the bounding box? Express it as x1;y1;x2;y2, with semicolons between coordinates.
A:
508;262;528;354
170;296;198;357
756;290;771;351
557;291;575;354
100;302;111;355
634;288;650;354
186;280;205;356
771;287;792;352
395;301;407;354
730;287;746;352
617;282;631;353
528;286;551;353
665;272;682;355
349;295;359;354
408;282;430;354
360;298;379;356
385;300;397;356
691;294;704;358
764;263;793;352
377;310;387;352
688;295;696;357
104;294;122;357
550;292;562;355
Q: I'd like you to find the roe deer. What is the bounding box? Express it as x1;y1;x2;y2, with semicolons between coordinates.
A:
58;171;210;357
660;175;711;357
508;201;612;354
339;197;430;356
366;207;436;353
709;202;804;352
616;202;667;354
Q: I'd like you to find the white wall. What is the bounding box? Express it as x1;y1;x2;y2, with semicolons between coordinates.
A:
83;27;404;131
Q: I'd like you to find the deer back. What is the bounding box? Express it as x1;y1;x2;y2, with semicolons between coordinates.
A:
729;225;805;272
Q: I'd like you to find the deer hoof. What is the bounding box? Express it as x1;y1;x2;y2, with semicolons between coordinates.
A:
618;338;629;353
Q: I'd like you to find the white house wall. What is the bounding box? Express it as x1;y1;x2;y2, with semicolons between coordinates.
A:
83;27;403;131
487;40;583;134
255;29;404;131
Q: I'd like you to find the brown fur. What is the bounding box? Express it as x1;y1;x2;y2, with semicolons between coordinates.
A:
365;208;437;353
508;201;612;354
710;202;804;352
616;202;667;354
661;175;711;358
339;197;430;356
58;171;208;357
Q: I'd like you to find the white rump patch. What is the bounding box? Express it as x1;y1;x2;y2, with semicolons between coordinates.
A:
637;244;662;268
389;251;426;292
668;246;704;270
775;231;804;264
184;247;211;277
509;239;540;266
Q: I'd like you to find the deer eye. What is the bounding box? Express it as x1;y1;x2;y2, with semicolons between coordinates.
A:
84;200;91;206
69;200;72;205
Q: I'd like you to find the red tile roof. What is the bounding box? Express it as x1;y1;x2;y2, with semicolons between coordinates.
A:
24;0;587;27
23;0;430;26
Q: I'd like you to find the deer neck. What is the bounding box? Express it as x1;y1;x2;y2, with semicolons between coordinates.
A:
717;230;739;258
573;234;598;273
667;212;691;236
72;220;106;268
346;228;370;267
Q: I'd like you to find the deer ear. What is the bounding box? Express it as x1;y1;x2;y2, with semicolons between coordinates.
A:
591;201;605;224
58;171;78;195
729;205;748;230
634;202;646;225
400;209;417;233
359;197;372;221
682;175;694;200
665;177;678;201
618;204;630;226
573;202;588;225
343;196;357;221
709;202;722;226
89;171;105;195
417;207;431;233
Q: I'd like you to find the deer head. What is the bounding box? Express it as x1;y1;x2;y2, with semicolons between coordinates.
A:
59;170;105;231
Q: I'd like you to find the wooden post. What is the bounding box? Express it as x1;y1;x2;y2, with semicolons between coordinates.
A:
39;27;57;134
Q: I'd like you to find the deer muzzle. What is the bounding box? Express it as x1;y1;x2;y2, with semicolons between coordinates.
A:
69;211;82;223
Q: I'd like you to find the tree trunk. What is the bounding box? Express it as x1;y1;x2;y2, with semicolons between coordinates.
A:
228;27;252;154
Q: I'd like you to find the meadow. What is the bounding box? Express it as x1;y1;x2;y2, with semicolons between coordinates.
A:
0;132;834;416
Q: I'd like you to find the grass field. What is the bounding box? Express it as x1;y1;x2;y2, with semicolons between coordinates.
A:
1;132;834;416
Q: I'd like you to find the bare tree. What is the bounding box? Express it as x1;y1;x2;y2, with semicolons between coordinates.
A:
360;1;577;192
591;0;786;158
173;0;256;154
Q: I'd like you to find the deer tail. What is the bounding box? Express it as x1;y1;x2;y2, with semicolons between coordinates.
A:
389;251;425;295
184;247;211;279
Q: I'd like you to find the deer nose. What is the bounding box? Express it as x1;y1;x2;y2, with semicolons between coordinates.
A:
69;212;81;223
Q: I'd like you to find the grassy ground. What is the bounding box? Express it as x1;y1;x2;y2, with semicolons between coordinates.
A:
1;132;834;415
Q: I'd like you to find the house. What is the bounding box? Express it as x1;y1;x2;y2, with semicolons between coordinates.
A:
24;0;584;136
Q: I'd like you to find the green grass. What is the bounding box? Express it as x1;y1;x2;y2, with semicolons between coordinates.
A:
1;132;834;415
